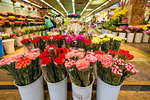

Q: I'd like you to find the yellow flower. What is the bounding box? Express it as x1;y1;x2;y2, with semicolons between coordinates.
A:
102;38;110;42
92;37;101;44
0;16;3;20
8;16;15;19
113;36;122;41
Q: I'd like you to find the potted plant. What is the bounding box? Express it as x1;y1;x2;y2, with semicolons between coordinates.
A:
0;49;44;100
15;30;23;47
20;4;25;9
96;49;138;100
127;27;135;43
134;28;144;43
142;30;150;43
14;21;22;31
117;26;127;38
0;33;16;54
22;28;29;39
40;46;68;100
109;25;118;36
65;48;97;100
2;20;14;33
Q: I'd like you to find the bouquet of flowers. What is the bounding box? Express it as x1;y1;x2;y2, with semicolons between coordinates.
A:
27;7;32;11
91;36;102;52
2;20;14;27
20;4;25;8
11;0;17;3
40;46;69;83
96;50;137;86
14;21;22;27
146;30;150;36
21;37;46;52
65;48;97;87
0;33;16;39
0;49;41;86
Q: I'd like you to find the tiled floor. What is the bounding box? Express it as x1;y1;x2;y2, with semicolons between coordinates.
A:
0;90;150;100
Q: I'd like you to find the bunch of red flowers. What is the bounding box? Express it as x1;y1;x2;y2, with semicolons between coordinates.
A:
40;46;69;83
108;49;134;60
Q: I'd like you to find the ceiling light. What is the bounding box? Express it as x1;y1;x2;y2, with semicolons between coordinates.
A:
23;0;42;8
87;0;109;16
40;0;64;16
80;0;92;15
72;0;75;14
57;0;68;15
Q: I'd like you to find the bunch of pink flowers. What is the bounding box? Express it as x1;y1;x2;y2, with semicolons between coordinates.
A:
96;52;138;86
146;30;150;36
65;48;97;87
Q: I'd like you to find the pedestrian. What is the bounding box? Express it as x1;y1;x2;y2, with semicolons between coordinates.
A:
45;17;54;31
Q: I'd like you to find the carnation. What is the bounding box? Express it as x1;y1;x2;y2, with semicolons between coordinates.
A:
76;59;90;70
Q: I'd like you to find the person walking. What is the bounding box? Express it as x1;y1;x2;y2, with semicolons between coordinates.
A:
45;17;54;31
55;15;62;28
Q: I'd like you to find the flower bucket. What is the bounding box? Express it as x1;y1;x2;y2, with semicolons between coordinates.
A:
15;36;23;46
127;33;135;43
96;77;122;100
134;33;143;43
119;32;126;38
29;34;34;39
2;39;15;54
3;27;12;33
34;32;39;36
112;32;118;36
45;76;67;100
142;32;149;43
71;79;94;100
0;39;4;57
14;74;44;100
23;35;29;39
39;32;42;36
14;27;21;31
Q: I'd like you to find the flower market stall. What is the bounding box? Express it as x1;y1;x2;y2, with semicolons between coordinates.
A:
0;0;149;100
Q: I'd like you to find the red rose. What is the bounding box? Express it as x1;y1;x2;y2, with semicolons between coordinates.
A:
21;38;32;44
84;39;92;45
53;35;63;41
41;57;51;65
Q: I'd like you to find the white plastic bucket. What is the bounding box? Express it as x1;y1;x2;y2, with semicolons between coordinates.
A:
15;36;23;46
4;27;12;33
134;33;143;43
14;74;44;100
2;39;15;54
71;80;94;100
46;76;67;100
119;32;126;38
127;33;135;43
142;32;149;43
112;32;118;36
96;77;121;100
23;35;29;39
